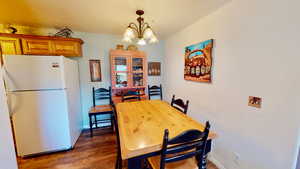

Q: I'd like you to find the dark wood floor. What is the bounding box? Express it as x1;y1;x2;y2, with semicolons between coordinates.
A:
18;129;218;169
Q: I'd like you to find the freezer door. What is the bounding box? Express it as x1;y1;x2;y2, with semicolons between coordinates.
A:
9;90;71;156
63;58;83;146
3;55;65;91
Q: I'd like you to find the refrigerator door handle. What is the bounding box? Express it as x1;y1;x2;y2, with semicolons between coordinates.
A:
1;67;14;117
1;66;17;92
6;94;15;117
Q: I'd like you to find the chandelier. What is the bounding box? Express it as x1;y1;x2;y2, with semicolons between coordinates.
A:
123;10;158;46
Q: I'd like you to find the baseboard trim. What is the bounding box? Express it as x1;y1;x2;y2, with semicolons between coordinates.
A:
208;154;227;169
83;123;111;129
83;125;90;129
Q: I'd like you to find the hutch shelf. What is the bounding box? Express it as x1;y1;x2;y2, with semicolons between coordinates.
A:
110;49;147;97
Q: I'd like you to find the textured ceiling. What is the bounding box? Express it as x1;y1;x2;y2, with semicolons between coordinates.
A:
0;0;229;38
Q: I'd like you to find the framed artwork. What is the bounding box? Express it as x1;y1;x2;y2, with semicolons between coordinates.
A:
248;96;262;108
148;62;161;76
89;59;102;82
184;39;213;83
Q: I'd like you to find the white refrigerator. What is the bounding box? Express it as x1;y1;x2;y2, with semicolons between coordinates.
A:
0;65;18;169
3;55;83;157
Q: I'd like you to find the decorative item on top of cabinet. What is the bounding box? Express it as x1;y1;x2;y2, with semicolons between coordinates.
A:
148;62;161;76
116;44;124;50
127;44;138;51
110;49;147;96
0;33;83;57
54;27;73;38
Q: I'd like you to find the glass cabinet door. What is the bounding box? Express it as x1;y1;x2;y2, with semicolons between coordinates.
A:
132;73;143;87
132;57;144;87
115;72;128;87
115;57;127;71
114;57;128;88
132;58;143;71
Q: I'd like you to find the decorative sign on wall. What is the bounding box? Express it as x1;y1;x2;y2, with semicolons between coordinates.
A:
184;39;213;82
148;62;161;76
248;96;262;108
89;60;102;82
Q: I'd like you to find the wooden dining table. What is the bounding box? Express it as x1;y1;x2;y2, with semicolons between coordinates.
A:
116;100;217;169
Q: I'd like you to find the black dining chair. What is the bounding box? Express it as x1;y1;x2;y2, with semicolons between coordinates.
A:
171;95;189;114
111;105;122;169
148;121;211;169
88;87;113;137
122;90;141;102
148;84;163;100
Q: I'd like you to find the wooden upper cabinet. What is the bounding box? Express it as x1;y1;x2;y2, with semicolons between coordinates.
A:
0;33;83;57
52;40;82;57
22;38;53;55
0;37;22;55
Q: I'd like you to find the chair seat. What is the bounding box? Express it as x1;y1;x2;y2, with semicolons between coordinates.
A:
148;155;198;169
89;104;113;114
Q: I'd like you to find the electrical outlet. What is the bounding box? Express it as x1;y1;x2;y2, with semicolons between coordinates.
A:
233;152;240;165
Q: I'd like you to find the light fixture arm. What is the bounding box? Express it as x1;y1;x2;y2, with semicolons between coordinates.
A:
128;22;139;33
141;22;151;35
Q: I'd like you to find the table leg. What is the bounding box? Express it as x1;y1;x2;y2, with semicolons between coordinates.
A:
128;157;142;169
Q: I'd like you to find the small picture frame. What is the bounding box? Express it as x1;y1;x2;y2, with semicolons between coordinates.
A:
89;60;102;82
248;96;262;108
148;62;161;76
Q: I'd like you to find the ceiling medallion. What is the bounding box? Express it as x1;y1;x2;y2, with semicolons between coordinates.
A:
123;10;158;46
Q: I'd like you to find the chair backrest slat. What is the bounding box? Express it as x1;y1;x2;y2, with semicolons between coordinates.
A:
171;95;189;114
122;90;141;102
93;86;112;106
165;149;203;163
148;84;163;100
165;140;204;155
159;121;211;169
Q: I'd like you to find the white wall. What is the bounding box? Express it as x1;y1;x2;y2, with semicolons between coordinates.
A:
163;0;300;169
0;70;18;169
72;32;165;128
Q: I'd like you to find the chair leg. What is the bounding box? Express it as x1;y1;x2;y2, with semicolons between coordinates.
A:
95;115;98;128
89;115;93;137
115;155;119;169
111;114;115;132
118;155;122;169
197;154;207;169
115;151;122;169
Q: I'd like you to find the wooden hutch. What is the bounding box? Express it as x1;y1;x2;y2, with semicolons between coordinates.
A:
110;49;148;102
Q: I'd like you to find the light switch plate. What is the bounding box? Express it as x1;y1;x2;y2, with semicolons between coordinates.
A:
248;96;262;108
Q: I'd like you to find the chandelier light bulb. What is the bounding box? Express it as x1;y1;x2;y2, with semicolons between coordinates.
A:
124;27;135;38
143;27;154;39
149;35;158;44
122;36;132;43
137;38;146;46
